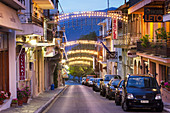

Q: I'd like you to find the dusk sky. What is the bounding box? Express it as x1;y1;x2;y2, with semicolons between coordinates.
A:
59;0;127;13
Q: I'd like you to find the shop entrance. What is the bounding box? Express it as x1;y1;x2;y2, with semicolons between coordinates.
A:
0;32;9;92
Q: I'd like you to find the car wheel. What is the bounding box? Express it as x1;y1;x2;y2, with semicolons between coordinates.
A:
122;101;129;111
100;89;102;95
102;89;105;97
156;103;163;112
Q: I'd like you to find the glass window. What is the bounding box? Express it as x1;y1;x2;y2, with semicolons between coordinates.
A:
111;80;120;86
127;77;158;88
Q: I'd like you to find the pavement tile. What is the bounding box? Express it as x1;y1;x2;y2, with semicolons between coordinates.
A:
1;86;65;113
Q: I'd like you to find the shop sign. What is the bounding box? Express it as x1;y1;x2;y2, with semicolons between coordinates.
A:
19;48;25;80
106;51;118;60
144;8;164;22
112;18;117;39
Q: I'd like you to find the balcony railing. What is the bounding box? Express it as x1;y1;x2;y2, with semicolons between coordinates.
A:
19;13;43;27
137;40;170;57
114;33;142;48
18;0;25;6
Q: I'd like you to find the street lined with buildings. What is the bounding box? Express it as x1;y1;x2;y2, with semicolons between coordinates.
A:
0;0;170;112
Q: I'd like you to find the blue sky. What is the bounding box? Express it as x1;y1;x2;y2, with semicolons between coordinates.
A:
59;0;126;13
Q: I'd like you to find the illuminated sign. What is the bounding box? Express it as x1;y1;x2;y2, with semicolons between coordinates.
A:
144;8;164;22
19;48;25;80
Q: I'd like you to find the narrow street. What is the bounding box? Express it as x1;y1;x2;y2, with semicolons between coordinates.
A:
46;85;167;113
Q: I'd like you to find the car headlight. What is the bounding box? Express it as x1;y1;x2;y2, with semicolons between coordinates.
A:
127;93;134;99
155;94;162;100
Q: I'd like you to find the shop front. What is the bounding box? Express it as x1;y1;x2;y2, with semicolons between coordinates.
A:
0;1;23;111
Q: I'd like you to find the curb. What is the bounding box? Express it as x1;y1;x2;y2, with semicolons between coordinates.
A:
164;107;170;112
35;85;68;113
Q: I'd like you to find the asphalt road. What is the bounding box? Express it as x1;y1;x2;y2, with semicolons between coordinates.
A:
46;85;167;113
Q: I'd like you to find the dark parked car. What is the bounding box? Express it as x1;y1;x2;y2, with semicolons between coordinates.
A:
115;80;124;105
100;74;121;97
93;78;103;92
121;75;164;112
106;79;120;100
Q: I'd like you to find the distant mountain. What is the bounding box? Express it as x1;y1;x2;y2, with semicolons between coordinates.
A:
60;7;117;41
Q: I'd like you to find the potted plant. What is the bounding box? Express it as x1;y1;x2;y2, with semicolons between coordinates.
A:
164;82;170;91
155;27;167;42
140;34;150;48
22;86;31;103
0;91;8;105
11;99;18;107
17;88;24;106
160;80;165;88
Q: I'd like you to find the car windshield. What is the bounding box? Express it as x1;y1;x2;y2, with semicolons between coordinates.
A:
111;80;120;86
104;75;120;81
127;77;158;88
87;76;94;79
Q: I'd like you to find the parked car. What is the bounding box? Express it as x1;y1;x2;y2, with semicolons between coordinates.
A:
121;74;164;112
106;79;120;100
87;78;95;87
93;78;103;92
100;74;121;97
82;77;86;85
115;80;124;105
85;75;96;85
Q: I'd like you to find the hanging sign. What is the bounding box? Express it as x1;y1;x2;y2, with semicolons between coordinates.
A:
144;7;164;22
112;18;117;39
106;51;118;60
19;48;25;80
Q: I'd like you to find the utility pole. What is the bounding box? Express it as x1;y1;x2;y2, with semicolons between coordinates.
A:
107;0;109;10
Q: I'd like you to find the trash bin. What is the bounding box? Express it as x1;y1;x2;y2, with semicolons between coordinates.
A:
51;84;54;90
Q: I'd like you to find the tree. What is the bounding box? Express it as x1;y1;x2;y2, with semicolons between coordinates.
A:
69;65;95;81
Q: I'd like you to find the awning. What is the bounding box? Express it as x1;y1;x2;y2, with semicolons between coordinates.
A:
0;2;22;31
16;23;43;36
163;14;170;22
33;0;55;9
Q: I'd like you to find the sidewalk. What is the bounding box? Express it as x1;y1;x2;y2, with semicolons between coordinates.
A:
1;86;67;113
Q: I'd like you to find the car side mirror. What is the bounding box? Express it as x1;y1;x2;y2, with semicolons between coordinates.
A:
122;84;125;88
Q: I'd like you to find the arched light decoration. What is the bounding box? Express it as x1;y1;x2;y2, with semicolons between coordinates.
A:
55;11;128;23
69;61;91;66
68;57;93;61
64;40;102;46
67;50;98;55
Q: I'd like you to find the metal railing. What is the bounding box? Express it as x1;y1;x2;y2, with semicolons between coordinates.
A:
114;33;142;46
19;13;43;27
18;0;25;6
137;40;170;57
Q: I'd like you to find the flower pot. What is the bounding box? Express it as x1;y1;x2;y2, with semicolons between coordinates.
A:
162;85;165;88
18;100;23;106
11;103;18;107
23;97;28;103
165;87;170;91
0;100;4;105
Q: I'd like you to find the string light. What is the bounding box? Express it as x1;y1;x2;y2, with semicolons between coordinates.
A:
67;50;98;55
64;40;101;46
68;57;93;61
69;61;91;65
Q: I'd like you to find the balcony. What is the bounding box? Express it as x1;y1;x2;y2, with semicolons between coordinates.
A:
1;0;26;10
19;13;43;27
33;0;55;9
137;40;170;57
114;33;142;48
